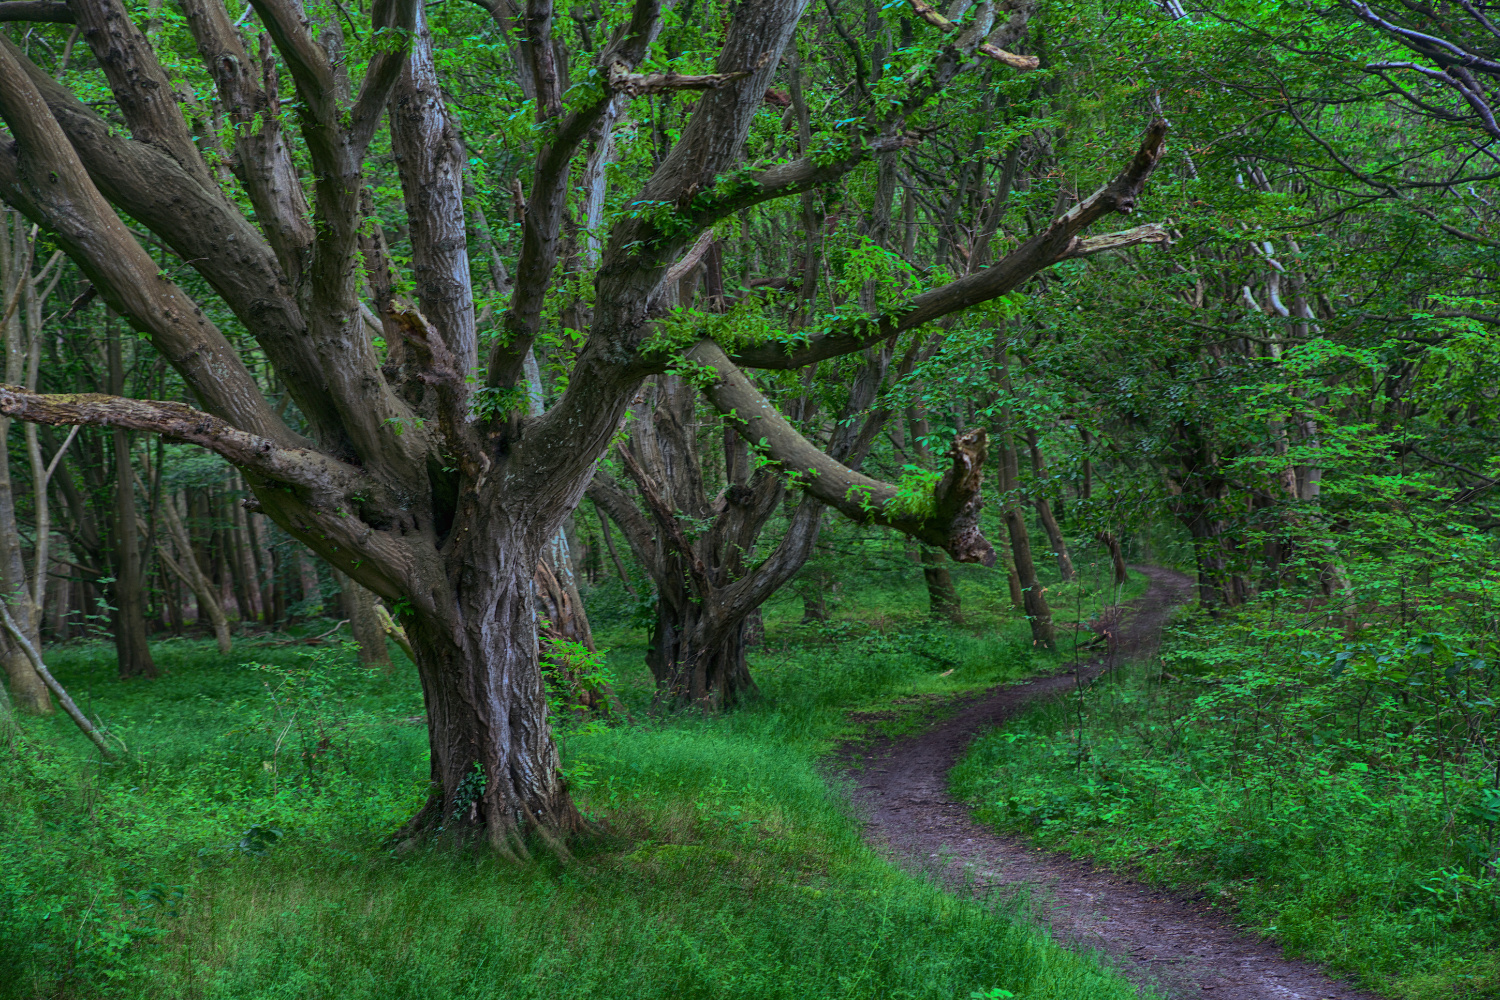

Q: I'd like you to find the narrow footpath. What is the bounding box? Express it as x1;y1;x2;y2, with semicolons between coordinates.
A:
843;565;1379;1000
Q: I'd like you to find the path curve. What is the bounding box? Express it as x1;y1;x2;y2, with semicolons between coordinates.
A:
842;565;1378;1000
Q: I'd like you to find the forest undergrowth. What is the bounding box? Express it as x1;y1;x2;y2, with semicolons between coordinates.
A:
954;567;1500;1000
0;566;1143;1000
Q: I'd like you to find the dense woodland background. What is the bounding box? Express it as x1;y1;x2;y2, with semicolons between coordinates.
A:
1;0;1499;995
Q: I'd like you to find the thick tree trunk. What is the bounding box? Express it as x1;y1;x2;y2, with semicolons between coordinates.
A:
396;533;582;858
647;601;760;711
920;548;962;622
0;418;49;712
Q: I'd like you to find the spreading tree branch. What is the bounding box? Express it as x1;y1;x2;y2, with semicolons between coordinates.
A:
726;119;1171;369
907;0;1038;69
683;341;994;564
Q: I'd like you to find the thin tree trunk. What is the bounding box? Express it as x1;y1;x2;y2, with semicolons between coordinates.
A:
156;488;232;654
335;568;391;669
1026;431;1075;581
107;323;156;680
227;491;259;621
920;548;962;622
1097;531;1129;587
995;354;1054;649
0;599;113;755
594;500;636;594
1002;545;1024;609
295;548;322;614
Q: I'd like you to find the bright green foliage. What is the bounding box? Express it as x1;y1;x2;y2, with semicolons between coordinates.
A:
0;568;1146;1000
954;566;1500;998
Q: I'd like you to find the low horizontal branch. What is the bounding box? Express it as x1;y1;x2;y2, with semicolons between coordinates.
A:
1065;222;1173;257
0;386;360;506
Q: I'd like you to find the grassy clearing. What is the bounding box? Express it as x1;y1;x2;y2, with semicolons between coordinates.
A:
2;565;1145;1000
952;581;1500;1000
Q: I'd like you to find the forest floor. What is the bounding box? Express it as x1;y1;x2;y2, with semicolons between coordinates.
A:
839;565;1381;1000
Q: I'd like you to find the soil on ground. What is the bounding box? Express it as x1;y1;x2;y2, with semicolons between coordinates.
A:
840;565;1381;1000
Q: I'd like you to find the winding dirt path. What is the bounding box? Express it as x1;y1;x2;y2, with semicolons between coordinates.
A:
842;565;1379;1000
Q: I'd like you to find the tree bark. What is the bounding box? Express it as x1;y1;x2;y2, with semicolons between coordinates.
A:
156;488;232;654
394;523;583;858
1026;431;1076;582
295;547;322;614
335;569;391;670
107;324;156;680
0;426;48;711
920;549;962;622
594;500;635;594
997;438;1055;650
1098;530;1129;586
0;0;1165;852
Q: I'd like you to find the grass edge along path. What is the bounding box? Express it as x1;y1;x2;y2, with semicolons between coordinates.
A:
951;619;1500;1000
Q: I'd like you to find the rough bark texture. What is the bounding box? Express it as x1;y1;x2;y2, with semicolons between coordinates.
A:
0;422;47;711
589;375;821;710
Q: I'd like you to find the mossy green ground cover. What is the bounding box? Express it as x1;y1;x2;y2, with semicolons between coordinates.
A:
953;582;1500;1000
2;566;1144;1000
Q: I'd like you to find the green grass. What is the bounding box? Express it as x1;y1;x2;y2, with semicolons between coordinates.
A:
951;589;1500;1000
1;566;1147;1000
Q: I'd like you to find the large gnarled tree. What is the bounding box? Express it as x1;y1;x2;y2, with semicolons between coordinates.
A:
0;0;1166;852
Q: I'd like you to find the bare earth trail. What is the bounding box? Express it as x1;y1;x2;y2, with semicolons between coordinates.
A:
841;565;1380;1000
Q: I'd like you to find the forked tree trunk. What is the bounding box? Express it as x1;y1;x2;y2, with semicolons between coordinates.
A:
994;355;1055;650
648;603;760;710
998;439;1055;650
0;0;1161;856
1026;432;1076;582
